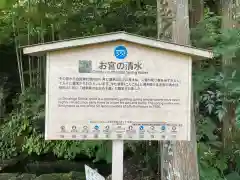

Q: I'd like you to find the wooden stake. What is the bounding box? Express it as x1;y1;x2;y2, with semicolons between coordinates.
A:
112;140;124;180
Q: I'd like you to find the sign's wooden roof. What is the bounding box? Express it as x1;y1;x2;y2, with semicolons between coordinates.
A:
22;31;213;59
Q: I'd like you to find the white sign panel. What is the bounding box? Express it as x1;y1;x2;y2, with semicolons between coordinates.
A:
45;41;192;141
85;165;105;180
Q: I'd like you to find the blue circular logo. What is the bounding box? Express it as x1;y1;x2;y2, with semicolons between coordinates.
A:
114;45;128;60
95;125;99;130
139;125;144;130
161;125;166;131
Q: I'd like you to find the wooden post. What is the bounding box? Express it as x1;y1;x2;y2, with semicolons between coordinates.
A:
112;140;124;180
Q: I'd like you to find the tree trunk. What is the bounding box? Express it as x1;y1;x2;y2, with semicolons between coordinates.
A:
157;0;175;41
156;1;175;179
220;0;239;150
157;0;165;39
189;0;204;28
161;1;199;180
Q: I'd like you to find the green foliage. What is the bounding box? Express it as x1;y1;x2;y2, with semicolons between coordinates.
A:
0;0;157;45
192;6;240;180
236;104;240;128
0;123;18;159
0;0;158;168
0;88;112;163
200;71;240;122
191;10;221;49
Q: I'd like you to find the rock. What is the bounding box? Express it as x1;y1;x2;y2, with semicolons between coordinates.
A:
0;155;26;171
25;161;85;174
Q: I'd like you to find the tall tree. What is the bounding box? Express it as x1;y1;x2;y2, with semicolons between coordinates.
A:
189;0;204;28
220;0;239;149
156;1;174;179
156;0;173;40
160;0;199;179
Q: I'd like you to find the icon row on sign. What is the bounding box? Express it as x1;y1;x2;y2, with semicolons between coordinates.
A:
56;132;179;141
58;124;180;134
60;124;109;132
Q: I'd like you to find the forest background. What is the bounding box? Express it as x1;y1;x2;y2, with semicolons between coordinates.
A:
1;0;240;179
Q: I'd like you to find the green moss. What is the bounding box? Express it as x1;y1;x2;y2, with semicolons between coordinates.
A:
0;173;18;180
69;171;85;180
0;172;86;180
34;172;86;180
15;174;36;180
0;173;36;180
35;174;69;180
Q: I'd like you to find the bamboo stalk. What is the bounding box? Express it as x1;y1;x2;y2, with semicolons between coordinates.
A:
12;13;24;92
32;58;35;88
51;24;55;41
28;0;32;87
41;28;46;90
41;0;46;90
19;48;25;91
16;0;25;91
42;57;46;89
39;16;44;91
36;30;41;92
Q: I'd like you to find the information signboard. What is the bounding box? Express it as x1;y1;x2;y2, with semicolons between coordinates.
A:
23;32;212;180
45;41;191;141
